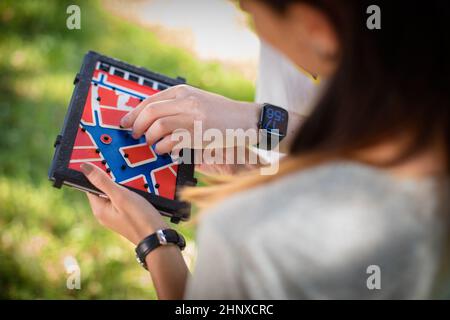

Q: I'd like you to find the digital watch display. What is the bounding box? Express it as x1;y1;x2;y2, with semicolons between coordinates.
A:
258;103;289;150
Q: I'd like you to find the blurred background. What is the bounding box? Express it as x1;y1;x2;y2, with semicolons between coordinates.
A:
0;0;257;299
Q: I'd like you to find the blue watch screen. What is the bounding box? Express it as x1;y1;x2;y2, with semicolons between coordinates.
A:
264;106;287;132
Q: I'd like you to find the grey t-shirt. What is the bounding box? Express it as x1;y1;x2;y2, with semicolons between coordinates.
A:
185;162;449;299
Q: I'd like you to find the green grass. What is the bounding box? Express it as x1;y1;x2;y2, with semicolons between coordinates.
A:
0;0;254;299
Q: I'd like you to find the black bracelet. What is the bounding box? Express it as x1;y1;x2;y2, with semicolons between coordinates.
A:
135;229;186;270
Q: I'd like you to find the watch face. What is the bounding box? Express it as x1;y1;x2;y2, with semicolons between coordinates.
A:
263;105;287;135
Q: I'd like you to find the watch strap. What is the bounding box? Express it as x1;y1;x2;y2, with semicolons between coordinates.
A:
135;229;185;270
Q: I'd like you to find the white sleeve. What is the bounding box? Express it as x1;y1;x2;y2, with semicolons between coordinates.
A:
256;40;320;116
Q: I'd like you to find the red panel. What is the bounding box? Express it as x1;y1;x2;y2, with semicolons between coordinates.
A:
98;107;129;129
98;70;159;96
69;161;112;178
120;175;148;192
93;69;102;80
120;143;156;166
74;127;96;147
126;96;142;108
81;86;94;124
98;87;119;107
71;148;102;161
153;164;178;199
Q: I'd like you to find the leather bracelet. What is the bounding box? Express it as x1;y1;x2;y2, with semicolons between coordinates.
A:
135;229;186;270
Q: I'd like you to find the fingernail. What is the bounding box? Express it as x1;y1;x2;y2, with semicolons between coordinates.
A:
80;163;94;175
120;115;130;127
154;146;163;155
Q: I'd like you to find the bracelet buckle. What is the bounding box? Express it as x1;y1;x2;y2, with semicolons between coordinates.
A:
156;229;168;245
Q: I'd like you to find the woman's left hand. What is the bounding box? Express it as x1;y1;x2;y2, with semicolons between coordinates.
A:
80;162;168;245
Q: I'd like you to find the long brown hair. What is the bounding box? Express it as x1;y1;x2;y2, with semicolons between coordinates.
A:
183;0;450;209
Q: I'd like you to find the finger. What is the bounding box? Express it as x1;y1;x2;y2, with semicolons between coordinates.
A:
145;114;191;148
120;85;188;128
154;134;180;155
120;103;147;129
86;192;108;214
80;163;122;200
132;99;188;139
86;192;115;228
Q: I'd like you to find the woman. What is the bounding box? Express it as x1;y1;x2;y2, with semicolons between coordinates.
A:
79;0;449;299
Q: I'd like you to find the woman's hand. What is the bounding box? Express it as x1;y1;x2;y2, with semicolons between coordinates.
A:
80;162;168;245
195;146;264;175
80;162;189;299
119;84;261;155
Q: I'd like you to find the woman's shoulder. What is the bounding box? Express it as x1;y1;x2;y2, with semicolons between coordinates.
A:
195;161;444;298
201;160;441;244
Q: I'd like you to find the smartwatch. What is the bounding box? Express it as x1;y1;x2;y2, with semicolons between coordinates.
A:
135;229;186;270
258;103;289;150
